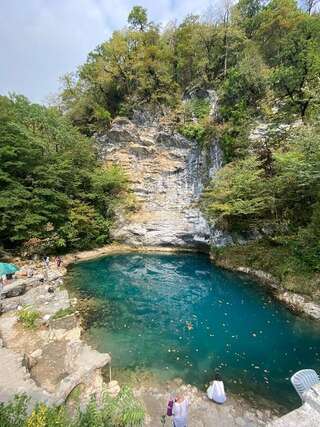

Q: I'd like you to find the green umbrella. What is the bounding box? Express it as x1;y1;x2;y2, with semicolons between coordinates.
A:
0;263;19;276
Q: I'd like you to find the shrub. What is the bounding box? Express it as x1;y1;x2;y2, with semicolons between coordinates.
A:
0;390;145;427
0;394;29;427
106;386;145;426
179;122;206;144
18;309;40;329
26;403;68;427
187;99;210;119
52;307;75;320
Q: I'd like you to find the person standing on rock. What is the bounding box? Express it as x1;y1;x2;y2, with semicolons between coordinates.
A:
55;255;62;268
0;274;5;298
43;256;50;269
172;394;189;427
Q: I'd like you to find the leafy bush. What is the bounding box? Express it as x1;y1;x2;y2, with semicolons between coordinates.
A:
105;386;145;427
203;156;274;230
26;403;68;427
0;394;28;427
184;99;210;120
179;122;206;144
0;389;145;427
18;309;40;329
0;95;128;254
52;307;75;320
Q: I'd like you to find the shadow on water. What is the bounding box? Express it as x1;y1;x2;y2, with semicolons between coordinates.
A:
66;252;320;411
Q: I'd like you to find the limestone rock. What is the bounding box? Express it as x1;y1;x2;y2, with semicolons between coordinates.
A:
236;267;279;289
267;384;320;426
0;345;53;406
50;313;78;331
277;291;320;320
98;115;226;248
2;282;26;298
105;380;121;397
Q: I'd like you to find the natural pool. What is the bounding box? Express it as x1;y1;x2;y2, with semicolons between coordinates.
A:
67;252;320;409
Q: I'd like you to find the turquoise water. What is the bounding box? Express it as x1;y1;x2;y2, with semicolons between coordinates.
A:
67;253;320;408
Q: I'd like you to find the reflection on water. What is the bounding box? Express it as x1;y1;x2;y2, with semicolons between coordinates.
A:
67;253;320;409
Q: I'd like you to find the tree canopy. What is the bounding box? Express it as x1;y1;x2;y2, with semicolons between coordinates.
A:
2;2;320;271
0;95;127;254
59;2;320;136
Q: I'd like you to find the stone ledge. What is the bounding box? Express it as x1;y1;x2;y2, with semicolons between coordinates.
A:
267;384;320;426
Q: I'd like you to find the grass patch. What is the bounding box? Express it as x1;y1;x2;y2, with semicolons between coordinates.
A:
52;307;75;320
212;240;320;300
0;388;145;427
18;308;40;329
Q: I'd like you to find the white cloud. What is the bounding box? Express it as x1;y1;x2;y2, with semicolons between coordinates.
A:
0;0;217;103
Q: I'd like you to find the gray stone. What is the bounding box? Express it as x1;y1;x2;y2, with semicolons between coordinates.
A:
97;113;228;249
277;291;320;320
50;313;78;331
105;380;121;397
267;384;320;426
2;282;26;298
0;345;54;406
236;267;279;289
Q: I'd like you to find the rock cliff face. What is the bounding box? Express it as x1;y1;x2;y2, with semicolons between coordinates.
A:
97;113;224;248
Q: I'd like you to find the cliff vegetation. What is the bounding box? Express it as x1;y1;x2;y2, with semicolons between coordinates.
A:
1;1;320;299
0;95;128;255
58;1;320;296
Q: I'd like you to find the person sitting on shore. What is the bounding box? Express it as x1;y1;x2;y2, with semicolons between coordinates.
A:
172;394;189;427
207;373;227;404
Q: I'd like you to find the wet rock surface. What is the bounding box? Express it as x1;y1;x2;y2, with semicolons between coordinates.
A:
276;291;320;320
97;115;227;248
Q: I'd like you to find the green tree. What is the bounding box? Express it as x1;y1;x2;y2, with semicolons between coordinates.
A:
203;156;274;230
128;5;148;31
270;15;320;120
235;0;264;38
0;95;127;253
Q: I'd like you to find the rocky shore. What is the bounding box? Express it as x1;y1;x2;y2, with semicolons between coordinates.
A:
65;243;320;320
211;254;320;321
137;381;278;427
1;245;318;426
0;259;116;409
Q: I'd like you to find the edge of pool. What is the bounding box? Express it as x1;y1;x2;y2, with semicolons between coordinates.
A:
63;243;320;322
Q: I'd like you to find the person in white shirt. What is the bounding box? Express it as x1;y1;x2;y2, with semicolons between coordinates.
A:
207;373;227;404
172;394;189;427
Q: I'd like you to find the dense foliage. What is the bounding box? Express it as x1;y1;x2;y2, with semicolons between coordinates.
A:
1;2;320;289
58;2;320;289
59;2;320;135
0;388;145;427
0;95;128;254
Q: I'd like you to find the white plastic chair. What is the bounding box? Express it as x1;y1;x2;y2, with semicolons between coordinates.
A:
290;369;320;401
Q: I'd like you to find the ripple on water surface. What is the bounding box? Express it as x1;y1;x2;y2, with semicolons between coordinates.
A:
67;253;320;409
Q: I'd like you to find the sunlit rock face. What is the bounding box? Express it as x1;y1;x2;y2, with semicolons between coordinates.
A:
97;112;225;248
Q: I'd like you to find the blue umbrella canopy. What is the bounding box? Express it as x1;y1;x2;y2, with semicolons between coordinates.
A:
0;263;19;276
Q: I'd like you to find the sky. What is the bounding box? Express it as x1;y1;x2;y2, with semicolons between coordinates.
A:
0;0;216;104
